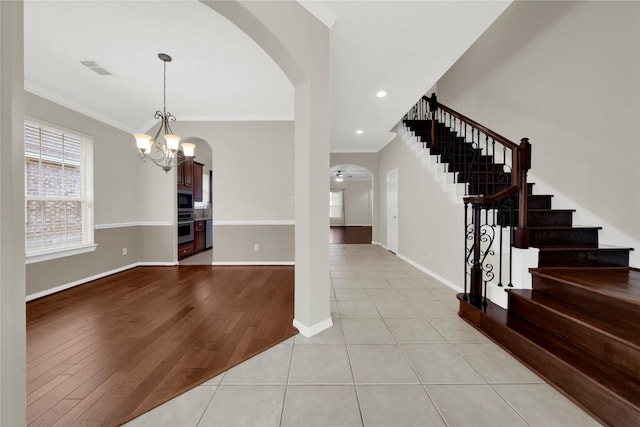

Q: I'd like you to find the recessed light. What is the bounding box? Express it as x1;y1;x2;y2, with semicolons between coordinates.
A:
376;90;387;98
356;129;364;134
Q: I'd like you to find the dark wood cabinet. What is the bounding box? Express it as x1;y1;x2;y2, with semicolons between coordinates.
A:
178;241;195;260
177;154;194;191
194;220;205;252
193;162;203;202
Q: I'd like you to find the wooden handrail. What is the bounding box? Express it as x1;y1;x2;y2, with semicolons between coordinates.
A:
463;185;519;205
422;94;520;151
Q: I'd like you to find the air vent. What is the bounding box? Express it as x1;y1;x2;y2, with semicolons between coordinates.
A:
80;60;112;76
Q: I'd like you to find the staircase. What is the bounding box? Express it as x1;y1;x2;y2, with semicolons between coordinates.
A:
403;95;639;426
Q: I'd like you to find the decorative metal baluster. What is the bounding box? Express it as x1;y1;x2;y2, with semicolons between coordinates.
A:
508;193;515;287
464;202;469;301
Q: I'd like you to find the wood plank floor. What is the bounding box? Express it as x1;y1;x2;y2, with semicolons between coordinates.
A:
26;265;297;427
330;226;372;244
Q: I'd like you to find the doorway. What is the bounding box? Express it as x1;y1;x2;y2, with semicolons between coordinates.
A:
386;169;398;253
329;164;373;244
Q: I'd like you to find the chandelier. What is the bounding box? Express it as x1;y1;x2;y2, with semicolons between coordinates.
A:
134;53;195;172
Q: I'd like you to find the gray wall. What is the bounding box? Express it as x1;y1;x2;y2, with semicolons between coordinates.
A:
25;93;174;297
169;120;295;263
378;135;464;289
330;180;372;226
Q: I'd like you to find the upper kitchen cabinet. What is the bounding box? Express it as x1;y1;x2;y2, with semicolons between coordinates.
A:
177;154;195;192
193;162;203;202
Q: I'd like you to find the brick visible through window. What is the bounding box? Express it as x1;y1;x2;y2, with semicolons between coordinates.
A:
25;120;93;255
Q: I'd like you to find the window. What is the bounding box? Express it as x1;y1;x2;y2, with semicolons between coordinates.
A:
329;190;344;225
25;120;94;262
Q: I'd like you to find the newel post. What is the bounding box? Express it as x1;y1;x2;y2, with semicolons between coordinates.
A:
429;93;437;151
513;138;531;248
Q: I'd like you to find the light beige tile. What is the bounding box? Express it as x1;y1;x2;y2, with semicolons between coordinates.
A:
334;288;371;301
342;318;396;344
426;384;528;427
411;300;459;319
366;288;406;302
281;386;362;427
332;278;364;289
347;344;419;384
288;344;353;384
402;343;486;384
199;385;285;427
124;386;216;427
357;385;445;427
428;317;490;343
331;270;357;278
454;343;543;384
373;301;421;318
493;384;601;426
359;278;392;288
338;301;380;318
398;289;434;300
385;318;446;343
221;343;292;385
201;373;224;386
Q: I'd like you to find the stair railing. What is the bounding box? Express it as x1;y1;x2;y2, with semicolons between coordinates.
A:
404;93;531;307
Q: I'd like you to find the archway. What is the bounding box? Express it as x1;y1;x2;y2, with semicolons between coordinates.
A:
200;1;332;337
329;164;373;244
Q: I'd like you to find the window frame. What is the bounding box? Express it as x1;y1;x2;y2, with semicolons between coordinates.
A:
24;118;96;264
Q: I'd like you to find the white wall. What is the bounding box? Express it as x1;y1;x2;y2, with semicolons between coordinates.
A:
437;0;640;259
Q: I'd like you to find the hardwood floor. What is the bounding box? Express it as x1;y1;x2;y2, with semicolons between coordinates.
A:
330;226;372;244
26;265;297;427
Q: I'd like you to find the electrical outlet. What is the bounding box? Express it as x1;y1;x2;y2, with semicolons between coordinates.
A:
254;244;260;252
122;247;127;256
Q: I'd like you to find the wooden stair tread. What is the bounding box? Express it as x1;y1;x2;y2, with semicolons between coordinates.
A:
528;226;602;230
508;289;640;349
506;312;640;408
530;268;640;306
537;246;633;252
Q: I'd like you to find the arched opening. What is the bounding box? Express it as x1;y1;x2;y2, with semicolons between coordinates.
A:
329;163;373;244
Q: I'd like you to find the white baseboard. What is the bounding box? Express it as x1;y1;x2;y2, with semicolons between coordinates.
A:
293;317;333;337
396;252;463;293
26;261;178;301
211;261;295;266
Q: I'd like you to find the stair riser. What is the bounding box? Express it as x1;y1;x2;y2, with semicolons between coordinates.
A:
459;302;640;427
538;250;630;268
529;228;599;247
526;195;553;209
508;293;640;379
499;211;573;227
532;275;640;336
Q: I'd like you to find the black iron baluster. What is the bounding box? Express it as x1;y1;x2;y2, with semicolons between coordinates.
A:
464;202;469;301
508;193;515;287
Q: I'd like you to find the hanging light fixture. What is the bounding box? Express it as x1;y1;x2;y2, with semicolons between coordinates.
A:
134;53;195;172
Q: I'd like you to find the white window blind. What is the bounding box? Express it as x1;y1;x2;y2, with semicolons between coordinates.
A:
25;120;94;258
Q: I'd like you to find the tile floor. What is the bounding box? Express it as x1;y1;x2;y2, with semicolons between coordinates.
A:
125;244;601;427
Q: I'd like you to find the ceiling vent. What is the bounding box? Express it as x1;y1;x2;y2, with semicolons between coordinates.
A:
80;60;112;76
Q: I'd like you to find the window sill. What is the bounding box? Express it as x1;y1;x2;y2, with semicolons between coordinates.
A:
26;243;98;264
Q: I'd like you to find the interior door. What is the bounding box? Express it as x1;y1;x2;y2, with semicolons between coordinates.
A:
386;169;398;253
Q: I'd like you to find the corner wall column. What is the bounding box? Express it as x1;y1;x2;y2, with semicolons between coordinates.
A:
0;0;26;424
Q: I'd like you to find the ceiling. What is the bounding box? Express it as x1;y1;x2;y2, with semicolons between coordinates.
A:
24;0;511;153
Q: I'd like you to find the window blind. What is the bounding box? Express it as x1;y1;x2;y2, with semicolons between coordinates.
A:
25;121;94;255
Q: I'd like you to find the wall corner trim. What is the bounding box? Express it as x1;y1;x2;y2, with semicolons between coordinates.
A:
293;317;333;337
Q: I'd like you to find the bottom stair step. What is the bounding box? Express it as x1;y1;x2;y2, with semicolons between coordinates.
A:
458;296;640;427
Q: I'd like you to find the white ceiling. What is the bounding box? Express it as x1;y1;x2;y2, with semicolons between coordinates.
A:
24;0;511;152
